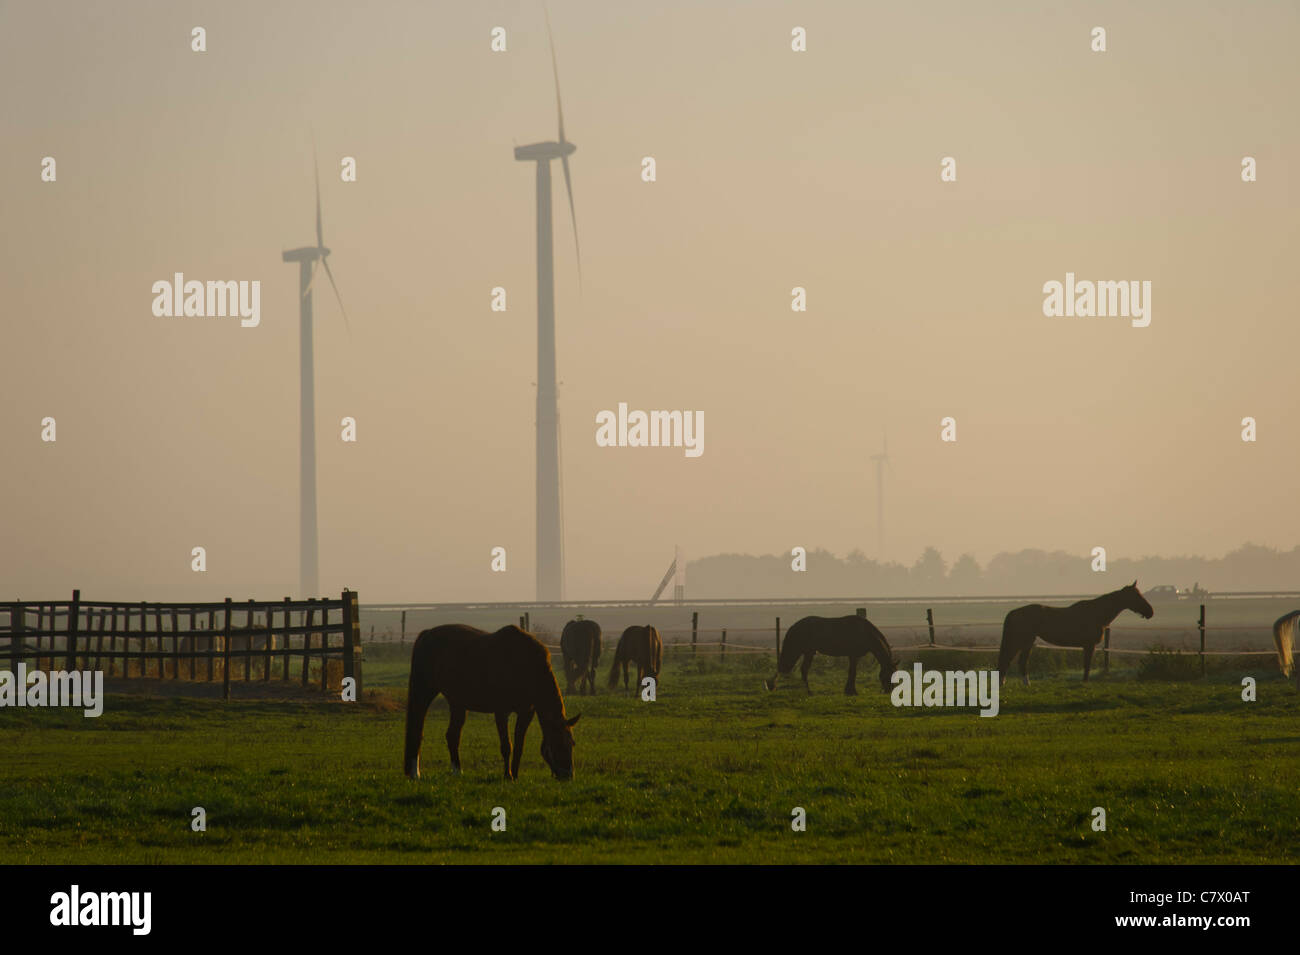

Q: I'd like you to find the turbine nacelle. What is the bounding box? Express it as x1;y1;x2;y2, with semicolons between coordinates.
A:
282;246;330;263
514;140;576;162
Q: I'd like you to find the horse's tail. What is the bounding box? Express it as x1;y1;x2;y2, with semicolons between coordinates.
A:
1274;612;1297;679
650;625;662;677
997;609;1022;674
403;631;437;779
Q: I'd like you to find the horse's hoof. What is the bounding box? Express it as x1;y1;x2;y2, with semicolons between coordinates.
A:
763;679;774;691
450;766;461;775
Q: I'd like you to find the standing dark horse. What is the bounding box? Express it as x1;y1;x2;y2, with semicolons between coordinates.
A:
608;625;662;692
998;581;1154;686
560;619;602;695
1273;610;1299;690
403;624;580;781
764;615;897;695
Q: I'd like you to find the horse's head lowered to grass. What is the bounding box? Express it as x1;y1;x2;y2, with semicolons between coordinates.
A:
540;713;581;780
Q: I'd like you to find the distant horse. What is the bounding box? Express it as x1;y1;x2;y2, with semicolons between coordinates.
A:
608;625;662;692
764;615;897;695
560;619;602;695
997;581;1154;686
1273;611;1299;690
403;624;580;781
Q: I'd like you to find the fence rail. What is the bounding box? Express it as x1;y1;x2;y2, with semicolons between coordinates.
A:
1;589;363;699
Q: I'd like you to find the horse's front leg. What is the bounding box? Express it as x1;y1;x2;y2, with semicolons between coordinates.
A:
844;655;859;695
495;712;513;780
511;709;534;779
1082;642;1096;682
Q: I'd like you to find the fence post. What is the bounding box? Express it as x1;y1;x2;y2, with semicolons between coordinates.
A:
302;601;314;686
691;612;698;655
222;597;233;700
856;607;865;618
721;629;726;659
262;603;273;681
342;589;357;690
926;608;935;647
207;609;216;681
775;616;781;660
401;610;407;644
345;590;362;696
245;599;256;681
519;615;527;630
1103;626;1110;675
170;608;180;679
1198;604;1206;677
524;612;531;633
10;602;26;671
282;598;292;681
138;601;147;677
65;590;81;671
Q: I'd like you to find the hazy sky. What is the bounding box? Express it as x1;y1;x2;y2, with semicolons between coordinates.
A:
2;1;1298;602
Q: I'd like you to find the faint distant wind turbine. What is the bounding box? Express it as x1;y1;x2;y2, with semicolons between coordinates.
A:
282;141;351;598
515;8;581;602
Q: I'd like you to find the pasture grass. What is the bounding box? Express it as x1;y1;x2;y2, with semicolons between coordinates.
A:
1;651;1296;864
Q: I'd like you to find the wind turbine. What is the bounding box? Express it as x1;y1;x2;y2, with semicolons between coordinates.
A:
515;10;581;602
871;431;891;561
282;143;350;598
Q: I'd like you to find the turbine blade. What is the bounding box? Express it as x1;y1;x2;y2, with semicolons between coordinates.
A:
321;255;352;338
560;153;582;289
545;5;565;143
302;257;321;299
313;139;324;250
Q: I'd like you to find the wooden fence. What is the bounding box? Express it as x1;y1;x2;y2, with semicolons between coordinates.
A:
1;589;362;700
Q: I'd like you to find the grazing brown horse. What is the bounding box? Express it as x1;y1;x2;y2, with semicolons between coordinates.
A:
764;615;897;695
1273;610;1299;690
998;581;1154;686
560;619;602;695
403;624;580;781
608;625;662;692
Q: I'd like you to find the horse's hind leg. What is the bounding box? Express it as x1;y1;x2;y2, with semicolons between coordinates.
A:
1018;643;1032;686
844;655;859;696
494;711;513;780
511;709;533;779
446;705;467;774
801;653;814;694
1082;643;1096;683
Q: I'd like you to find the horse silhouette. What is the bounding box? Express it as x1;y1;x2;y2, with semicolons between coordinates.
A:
998;581;1154;686
403;624;580;781
560;619;602;695
608;625;662;692
1272;610;1299;690
764;615;897;695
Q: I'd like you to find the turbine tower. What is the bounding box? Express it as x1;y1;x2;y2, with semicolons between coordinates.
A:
516;12;581;602
871;431;891;561
282;144;350;598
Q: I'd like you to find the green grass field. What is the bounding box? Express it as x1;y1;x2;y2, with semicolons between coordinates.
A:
2;645;1297;863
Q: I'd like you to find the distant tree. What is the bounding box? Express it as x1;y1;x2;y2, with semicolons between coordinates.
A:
948;553;982;593
911;546;947;590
